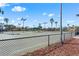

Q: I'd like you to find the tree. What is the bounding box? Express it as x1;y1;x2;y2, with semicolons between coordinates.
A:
50;18;54;29
55;21;58;28
76;14;79;16
4;18;9;31
0;8;4;15
21;17;27;31
67;24;70;31
67;24;70;27
55;21;58;31
0;8;4;32
4;18;9;25
38;23;42;29
72;25;75;31
43;22;47;29
0;8;1;13
37;23;42;32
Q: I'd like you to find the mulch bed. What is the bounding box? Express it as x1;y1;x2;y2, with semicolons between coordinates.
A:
22;38;76;56
46;39;79;56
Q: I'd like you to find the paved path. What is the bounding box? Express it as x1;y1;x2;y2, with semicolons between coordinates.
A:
46;38;79;56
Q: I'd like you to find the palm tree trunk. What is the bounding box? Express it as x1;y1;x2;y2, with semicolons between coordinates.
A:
55;24;57;31
51;23;53;30
23;21;24;32
6;23;7;31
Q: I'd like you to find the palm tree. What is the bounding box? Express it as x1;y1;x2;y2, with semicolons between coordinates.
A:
72;25;75;31
21;17;27;31
43;22;47;29
72;25;74;28
67;24;69;27
18;23;21;27
67;24;70;31
18;23;21;31
4;18;9;25
0;8;4;33
55;21;58;28
4;18;9;31
50;18;54;29
38;23;42;31
76;14;79;16
0;8;1;13
0;8;4;15
55;21;58;31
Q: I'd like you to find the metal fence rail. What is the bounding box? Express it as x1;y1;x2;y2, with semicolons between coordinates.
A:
0;34;60;41
0;32;75;42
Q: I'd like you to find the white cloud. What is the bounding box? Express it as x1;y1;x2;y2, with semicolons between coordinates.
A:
42;12;55;17
12;6;26;12
43;12;47;16
48;13;54;17
0;3;10;7
0;16;4;19
12;20;15;23
66;20;75;23
17;17;21;20
0;16;4;23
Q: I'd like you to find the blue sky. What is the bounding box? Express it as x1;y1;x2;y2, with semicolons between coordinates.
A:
0;3;79;28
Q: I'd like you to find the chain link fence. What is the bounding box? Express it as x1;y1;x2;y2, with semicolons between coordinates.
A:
0;32;75;56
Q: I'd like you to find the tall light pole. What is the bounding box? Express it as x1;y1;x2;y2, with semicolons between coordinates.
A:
60;3;63;44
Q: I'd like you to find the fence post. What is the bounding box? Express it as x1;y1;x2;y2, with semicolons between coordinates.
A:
64;33;65;41
75;31;76;36
71;32;72;38
48;35;50;46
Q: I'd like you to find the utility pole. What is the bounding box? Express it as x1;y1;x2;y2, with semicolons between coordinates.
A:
60;3;63;44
